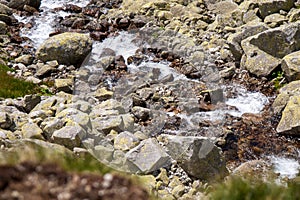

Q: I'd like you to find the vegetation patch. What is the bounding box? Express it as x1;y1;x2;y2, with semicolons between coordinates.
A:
0;64;40;98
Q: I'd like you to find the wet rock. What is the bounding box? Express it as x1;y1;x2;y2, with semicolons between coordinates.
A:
161;135;228;181
36;32;92;66
54;78;74;93
0;112;13;130
52;124;86;149
241;22;300;77
8;0;41;10
281;51;300;82
21;122;43;139
277;95;300;136
126;138;171;174
0;3;12;15
114;131;139;151
258;0;294;18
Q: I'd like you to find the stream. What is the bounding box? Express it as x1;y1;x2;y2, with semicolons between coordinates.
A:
15;0;299;180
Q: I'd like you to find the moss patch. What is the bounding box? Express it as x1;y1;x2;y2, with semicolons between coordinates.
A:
0;64;40;98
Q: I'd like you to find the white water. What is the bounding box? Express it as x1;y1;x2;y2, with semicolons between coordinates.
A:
271;156;300;179
14;0;90;47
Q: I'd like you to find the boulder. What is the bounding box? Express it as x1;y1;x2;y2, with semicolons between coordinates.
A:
277;95;300;136
91;116;125;134
241;22;300;77
258;0;294;18
21;122;43;139
272;80;300;113
8;0;41;10
52;124;86;149
281;51;300;82
0;3;12;15
36;32;92;66
54;78;74;93
114;131;139;151
125;138;171;173
161;135;228;181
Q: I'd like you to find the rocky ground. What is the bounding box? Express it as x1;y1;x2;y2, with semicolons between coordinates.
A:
0;0;300;199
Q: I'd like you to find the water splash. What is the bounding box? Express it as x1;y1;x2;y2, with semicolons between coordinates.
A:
271;156;300;179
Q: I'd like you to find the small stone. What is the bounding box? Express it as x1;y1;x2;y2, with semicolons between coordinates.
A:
54;78;74;93
94;87;114;101
15;54;34;65
172;185;186;199
114;131;139;151
0;112;13;130
132;106;150;121
156;168;169;185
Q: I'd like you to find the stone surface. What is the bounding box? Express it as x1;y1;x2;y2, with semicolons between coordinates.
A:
36;32;92;66
0;21;6;34
258;0;294;18
8;0;41;10
241;22;300;77
21;122;43;139
161;135;228;181
0;3;12;15
132;106;150;121
15;55;34;65
0;112;13;130
277;95;300;136
126;138;171;173
52;124;86;149
281;51;300;82
114;131;139;151
54;78;74;93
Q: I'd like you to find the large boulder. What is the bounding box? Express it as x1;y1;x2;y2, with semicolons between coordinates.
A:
0;3;12;15
241;22;300;77
277;95;300;136
281;51;300;82
8;0;41;10
258;0;294;18
125;138;171;173
161;135;228;181
36;32;92;66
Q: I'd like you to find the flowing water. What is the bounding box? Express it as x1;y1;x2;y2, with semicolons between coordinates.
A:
15;0;300;178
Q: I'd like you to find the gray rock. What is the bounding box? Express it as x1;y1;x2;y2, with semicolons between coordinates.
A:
276;95;300;136
8;0;41;10
287;8;300;22
0;112;13;130
21;122;43;139
120;113;134;132
161;135;228;181
258;0;294;18
36;32;92;66
52;124;86;149
42;118;65;139
92;144;114;162
0;3;12;15
93;99;125;114
126;138;171;173
35;64;57;78
281;51;300;82
264;13;287;28
15;55;34;65
227;22;269;61
241;22;300;77
94;87;114;101
132;106;150;121
14;94;41;113
54;78;74;93
114;131;139;151
91;115;125;135
56;108;90;128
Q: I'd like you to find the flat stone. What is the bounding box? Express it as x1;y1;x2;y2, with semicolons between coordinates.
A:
15;55;34;65
54;78;74;93
126;138;171;173
114;131;139;151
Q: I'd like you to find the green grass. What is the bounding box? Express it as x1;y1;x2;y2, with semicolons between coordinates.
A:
210;177;300;200
0;64;40;98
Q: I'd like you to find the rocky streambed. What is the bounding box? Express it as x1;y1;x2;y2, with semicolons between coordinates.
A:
0;0;300;199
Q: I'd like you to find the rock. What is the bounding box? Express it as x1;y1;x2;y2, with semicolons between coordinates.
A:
94;87;114;101
35;64;57;78
277;95;300;136
36;32;92;66
56;108;90;128
0;3;12;15
0;21;6;34
264;13;287;28
126;138;171;174
161;135;228;181
241;22;300;77
171;185;186;199
120;114;134;132
91;116;124;135
258;0;294;18
287;8;300;22
0;112;13;130
114;131;139;151
272;80;300;113
15;94;41;113
156;168;169;185
97;56;115;70
92;144;114;162
52;124;86;149
54;78;74;93
21;122;43;139
93;99;125;114
8;0;41;10
15;55;34;65
132;106;150;121
0;14;12;25
281;51;300;82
